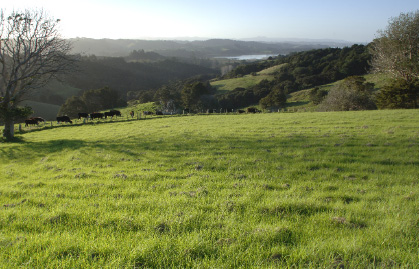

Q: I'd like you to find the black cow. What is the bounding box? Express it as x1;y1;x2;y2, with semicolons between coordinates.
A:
104;111;113;119
30;117;45;123
155;111;163;115
143;111;153;115
104;110;122;119
78;113;89;120
237;109;245;114
57;116;73;124
25;119;39;127
90;112;104;120
110;110;121;117
246;107;260;113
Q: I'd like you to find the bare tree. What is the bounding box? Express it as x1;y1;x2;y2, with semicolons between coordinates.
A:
371;10;419;82
0;9;75;139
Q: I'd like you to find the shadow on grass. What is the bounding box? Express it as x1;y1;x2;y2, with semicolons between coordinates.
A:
0;136;26;143
0;139;88;160
16;116;184;136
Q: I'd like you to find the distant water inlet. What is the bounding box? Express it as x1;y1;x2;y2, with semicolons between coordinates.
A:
215;54;278;60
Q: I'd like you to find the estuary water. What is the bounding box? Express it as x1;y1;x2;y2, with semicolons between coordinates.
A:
215;54;278;60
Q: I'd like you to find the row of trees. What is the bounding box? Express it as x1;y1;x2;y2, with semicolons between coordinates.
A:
58;87;126;118
129;76;287;113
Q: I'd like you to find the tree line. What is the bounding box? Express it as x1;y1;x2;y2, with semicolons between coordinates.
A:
58;87;127;118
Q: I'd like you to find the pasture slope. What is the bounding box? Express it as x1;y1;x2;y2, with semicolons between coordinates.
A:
211;64;286;94
0;110;418;267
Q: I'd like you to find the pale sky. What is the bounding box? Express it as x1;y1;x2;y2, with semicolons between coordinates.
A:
3;0;418;43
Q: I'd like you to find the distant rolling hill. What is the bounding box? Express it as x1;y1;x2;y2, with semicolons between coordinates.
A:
69;38;333;58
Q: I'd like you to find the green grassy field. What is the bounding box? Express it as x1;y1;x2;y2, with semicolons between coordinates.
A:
1;110;418;267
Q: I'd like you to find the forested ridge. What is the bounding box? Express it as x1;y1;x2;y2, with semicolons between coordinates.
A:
69;38;338;58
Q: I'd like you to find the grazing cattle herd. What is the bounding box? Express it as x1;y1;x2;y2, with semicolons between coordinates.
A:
23;108;264;128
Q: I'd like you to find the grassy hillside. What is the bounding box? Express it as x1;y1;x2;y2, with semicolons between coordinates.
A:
211;64;285;94
1;110;418;267
42;80;82;100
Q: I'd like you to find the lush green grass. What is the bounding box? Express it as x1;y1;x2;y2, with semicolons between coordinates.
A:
1;110;418;267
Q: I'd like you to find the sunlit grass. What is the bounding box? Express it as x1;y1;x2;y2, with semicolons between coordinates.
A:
1;110;418;267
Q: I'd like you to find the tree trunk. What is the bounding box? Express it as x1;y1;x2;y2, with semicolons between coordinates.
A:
2;87;14;139
3;118;14;140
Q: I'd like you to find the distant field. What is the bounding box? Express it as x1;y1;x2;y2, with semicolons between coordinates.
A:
211;64;285;94
22;100;61;121
1;110;418;267
21;80;82;120
43;80;81;100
